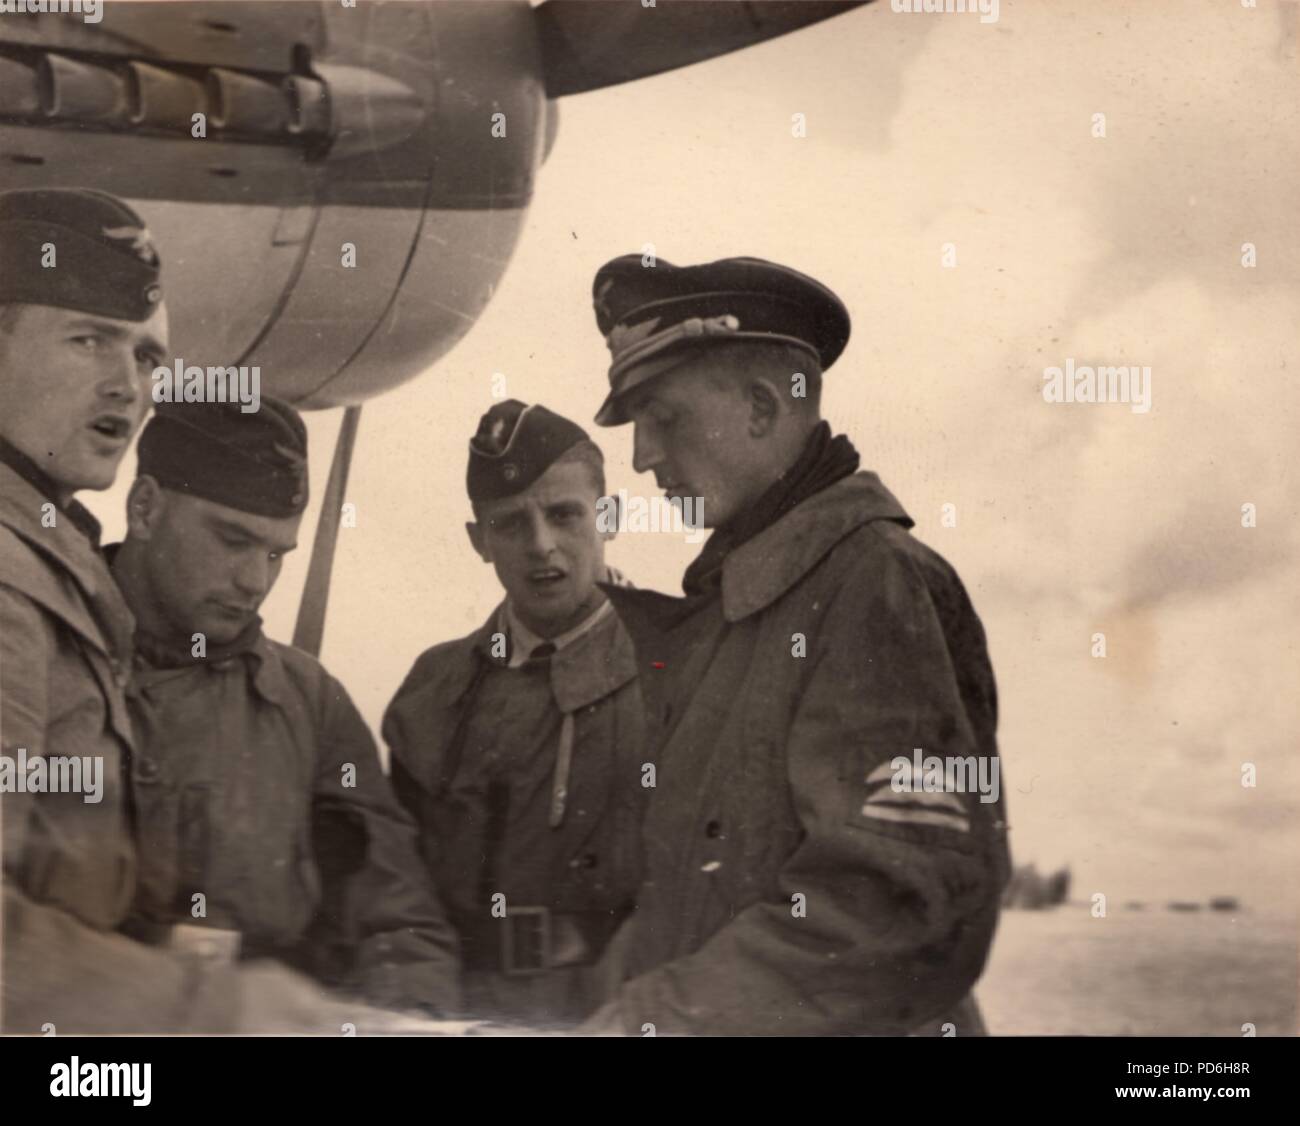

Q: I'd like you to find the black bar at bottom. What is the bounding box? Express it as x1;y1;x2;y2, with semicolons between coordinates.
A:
0;1033;1288;1113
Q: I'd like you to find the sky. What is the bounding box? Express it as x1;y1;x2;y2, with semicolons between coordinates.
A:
83;0;1300;910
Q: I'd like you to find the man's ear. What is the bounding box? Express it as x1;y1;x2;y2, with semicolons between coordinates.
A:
466;520;491;563
747;376;783;438
125;476;165;540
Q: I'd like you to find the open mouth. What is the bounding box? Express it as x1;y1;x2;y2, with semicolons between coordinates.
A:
528;567;567;588
88;415;131;441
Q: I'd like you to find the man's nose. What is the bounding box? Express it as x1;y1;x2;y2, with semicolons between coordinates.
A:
96;347;141;406
631;422;663;475
524;512;559;557
232;554;271;600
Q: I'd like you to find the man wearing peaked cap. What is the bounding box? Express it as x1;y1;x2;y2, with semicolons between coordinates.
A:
384;400;647;1029
107;395;462;1017
591;254;850;426
0;187;185;1031
580;254;1010;1037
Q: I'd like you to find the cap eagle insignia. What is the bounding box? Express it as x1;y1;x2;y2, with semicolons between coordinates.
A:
102;225;159;266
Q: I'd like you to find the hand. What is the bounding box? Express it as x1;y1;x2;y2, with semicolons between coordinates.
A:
233;961;358;1034
235;962;480;1035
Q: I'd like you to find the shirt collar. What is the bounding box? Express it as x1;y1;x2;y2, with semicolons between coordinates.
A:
502;596;614;669
487;566;639;709
412;574;639;715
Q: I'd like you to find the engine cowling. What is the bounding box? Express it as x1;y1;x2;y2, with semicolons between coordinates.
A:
0;0;550;408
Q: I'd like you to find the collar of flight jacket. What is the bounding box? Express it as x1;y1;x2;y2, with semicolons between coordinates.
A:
0;459;134;661
234;633;295;708
717;470;914;623
501;597;614;669
463;591;639;713
131;626;298;712
0;434;104;544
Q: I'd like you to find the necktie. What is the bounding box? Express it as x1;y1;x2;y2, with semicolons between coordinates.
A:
525;640;570;827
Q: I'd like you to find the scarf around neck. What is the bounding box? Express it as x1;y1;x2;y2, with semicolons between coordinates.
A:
133;617;264;669
681;421;861;596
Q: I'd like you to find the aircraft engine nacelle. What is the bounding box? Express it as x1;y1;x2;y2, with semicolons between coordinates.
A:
1;0;865;409
0;0;553;408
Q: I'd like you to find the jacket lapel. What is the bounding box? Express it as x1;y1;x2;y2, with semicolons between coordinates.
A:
721;472;913;623
549;603;639;713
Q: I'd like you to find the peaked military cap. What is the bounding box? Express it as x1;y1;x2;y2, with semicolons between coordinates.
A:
468;400;593;505
0;188;164;322
590;254;851;426
137;397;309;518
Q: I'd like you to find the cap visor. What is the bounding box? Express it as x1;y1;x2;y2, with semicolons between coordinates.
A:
593;344;715;427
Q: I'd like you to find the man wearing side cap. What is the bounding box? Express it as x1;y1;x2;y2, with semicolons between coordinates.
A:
0;189;445;1034
0;187;188;1029
106;397;461;1015
580;255;1011;1036
383;401;645;1029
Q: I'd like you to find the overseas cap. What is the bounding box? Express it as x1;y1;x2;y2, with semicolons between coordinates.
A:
468;399;593;505
0;188;164;322
590;255;850;426
137;397;309;518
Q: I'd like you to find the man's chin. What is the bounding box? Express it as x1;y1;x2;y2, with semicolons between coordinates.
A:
517;590;597;637
78;440;137;487
667;490;720;528
58;465;117;494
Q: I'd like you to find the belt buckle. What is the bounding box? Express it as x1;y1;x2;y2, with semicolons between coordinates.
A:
501;905;551;977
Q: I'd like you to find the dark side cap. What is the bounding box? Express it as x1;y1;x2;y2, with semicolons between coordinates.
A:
468;400;592;505
137;397;309;518
0;189;164;323
590;254;850;426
